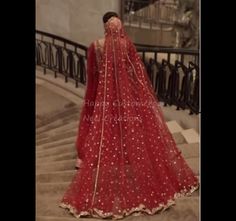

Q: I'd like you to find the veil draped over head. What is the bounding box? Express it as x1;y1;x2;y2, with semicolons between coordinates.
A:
61;17;198;219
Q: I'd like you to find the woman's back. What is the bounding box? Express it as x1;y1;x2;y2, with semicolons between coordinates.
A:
60;15;199;219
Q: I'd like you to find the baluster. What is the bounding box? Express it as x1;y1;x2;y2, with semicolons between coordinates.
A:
165;60;179;106
142;51;145;62
176;61;190;110
57;47;63;74
48;43;51;69
65;51;69;83
167;53;170;63
154;52;157;61
79;56;86;85
158;59;167;103
68;51;74;79
188;62;199;114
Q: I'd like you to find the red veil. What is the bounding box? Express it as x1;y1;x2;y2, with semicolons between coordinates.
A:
60;17;199;219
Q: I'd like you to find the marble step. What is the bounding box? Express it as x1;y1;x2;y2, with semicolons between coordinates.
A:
166;120;184;134
36;182;70;197
37;121;78;140
177;143;199;159
181;128;200;144
36;143;76;158
36;170;76;183
36;107;81;131
36;130;77;146
36;137;76;151
172;132;187;144
36;195;72;219
37;151;77;163
36;113;79;135
37;107;80;129
36;216;76;221
186;158;199;175
36;159;75;173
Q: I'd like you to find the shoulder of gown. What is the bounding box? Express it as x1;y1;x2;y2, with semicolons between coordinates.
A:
87;41;95;54
92;39;105;51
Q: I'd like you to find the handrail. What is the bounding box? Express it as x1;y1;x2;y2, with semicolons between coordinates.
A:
136;46;198;55
36;30;88;87
35;30;199;114
36;30;87;52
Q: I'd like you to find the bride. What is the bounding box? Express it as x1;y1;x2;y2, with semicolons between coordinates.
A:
60;11;199;219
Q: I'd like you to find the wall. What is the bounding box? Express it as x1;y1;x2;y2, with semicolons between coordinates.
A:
125;26;175;46
36;0;120;46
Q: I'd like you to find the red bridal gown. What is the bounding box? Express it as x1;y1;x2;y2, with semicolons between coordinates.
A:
60;17;199;219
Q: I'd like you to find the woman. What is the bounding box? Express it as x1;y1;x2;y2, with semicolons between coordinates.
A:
60;12;199;219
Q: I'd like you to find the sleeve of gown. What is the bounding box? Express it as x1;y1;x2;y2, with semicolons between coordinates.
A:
84;42;98;111
76;42;98;158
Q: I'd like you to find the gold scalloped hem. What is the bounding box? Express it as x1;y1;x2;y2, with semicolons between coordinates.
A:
59;184;199;220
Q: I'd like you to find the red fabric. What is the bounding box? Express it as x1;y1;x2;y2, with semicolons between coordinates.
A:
76;42;99;160
61;17;199;219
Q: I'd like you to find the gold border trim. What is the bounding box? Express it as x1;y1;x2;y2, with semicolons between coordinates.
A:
111;32;127;208
60;184;199;220
91;38;108;206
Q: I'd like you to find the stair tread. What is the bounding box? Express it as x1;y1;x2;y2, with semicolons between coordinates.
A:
36;115;79;134
36;216;77;221
37;137;76;149
37;170;76;183
172;132;187;144
166;120;184;134
37;181;70;185
37;159;75;166
37;169;76;176
181;128;199;144
177;143;199;159
37;131;77;145
37;122;78;139
186;158;199;175
36;152;76;163
37;161;76;174
36;144;76;159
37;106;80;128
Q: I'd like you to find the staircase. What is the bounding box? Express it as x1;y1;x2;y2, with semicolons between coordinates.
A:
36;70;199;221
